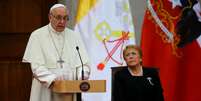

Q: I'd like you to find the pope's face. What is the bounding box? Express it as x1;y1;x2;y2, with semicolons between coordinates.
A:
49;7;68;32
124;48;141;67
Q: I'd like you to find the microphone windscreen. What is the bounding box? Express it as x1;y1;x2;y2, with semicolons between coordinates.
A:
76;46;79;50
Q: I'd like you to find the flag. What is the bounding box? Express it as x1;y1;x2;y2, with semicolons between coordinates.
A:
141;0;201;101
74;0;135;100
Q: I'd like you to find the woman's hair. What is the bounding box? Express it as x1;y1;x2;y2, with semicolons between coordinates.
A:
123;45;142;59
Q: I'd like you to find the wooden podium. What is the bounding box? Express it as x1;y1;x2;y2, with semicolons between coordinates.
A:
52;80;106;101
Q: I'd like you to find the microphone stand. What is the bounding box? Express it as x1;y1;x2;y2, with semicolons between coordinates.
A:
76;46;84;80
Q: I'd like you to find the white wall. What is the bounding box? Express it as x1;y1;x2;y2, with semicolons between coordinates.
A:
129;0;146;45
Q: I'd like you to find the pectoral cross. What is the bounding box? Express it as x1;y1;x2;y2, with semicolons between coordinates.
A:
57;57;64;68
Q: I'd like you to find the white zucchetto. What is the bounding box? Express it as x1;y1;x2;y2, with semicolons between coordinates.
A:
50;4;66;12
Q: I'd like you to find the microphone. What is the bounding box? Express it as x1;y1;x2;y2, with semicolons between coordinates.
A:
76;46;84;80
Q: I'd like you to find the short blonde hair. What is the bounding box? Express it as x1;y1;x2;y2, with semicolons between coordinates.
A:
123;45;142;59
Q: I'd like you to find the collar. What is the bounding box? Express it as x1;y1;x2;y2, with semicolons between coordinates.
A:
128;66;143;76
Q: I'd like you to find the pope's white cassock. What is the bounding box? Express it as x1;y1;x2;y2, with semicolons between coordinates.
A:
22;23;90;101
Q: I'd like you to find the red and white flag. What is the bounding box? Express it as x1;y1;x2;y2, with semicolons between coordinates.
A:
141;0;201;101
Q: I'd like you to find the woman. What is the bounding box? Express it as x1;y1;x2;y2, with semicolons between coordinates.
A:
113;45;164;101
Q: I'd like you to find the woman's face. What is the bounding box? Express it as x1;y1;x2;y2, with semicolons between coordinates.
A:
124;48;141;67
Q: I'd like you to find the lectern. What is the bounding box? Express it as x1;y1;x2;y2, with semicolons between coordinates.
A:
52;80;106;101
